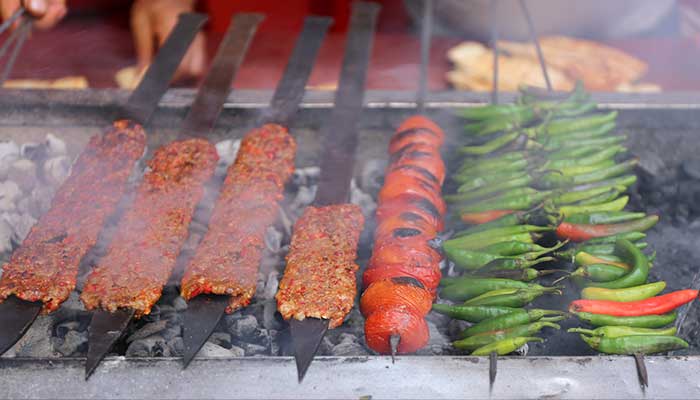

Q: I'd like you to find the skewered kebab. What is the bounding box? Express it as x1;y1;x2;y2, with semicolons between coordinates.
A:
81;13;263;379
275;1;379;382
0;13;207;356
360;0;447;357
178;16;331;367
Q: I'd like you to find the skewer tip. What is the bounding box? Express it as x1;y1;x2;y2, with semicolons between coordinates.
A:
633;353;649;389
489;351;498;390
389;334;401;364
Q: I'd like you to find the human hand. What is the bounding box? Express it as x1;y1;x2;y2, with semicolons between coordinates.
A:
0;0;66;30
131;0;206;81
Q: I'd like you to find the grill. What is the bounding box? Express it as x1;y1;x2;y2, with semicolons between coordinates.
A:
0;88;699;398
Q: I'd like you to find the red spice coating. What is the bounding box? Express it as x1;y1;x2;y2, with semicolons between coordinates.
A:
181;124;296;313
364;307;430;354
81;138;217;317
569;289;699;317
276;204;365;329
0;120;146;313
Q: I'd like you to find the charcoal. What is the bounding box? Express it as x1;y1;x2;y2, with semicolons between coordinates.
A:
3;316;56;358
0;219;13;254
350;179;377;218
54;321;81;338
20;142;48;164
172;296;188;311
31;185;55;214
167;337;184;356
331;341;369;356
290;166;320;188
161;325;181;341
337;333;357;344
0;141;20;181
261;299;283;330
126;336;169;357
53;330;87;356
127;320;168;343
682;159;700;181
269;330;280;356
3;212;36;244
446;319;470;338
637;150;666;178
141;305;161;322
227;314;258;339
318;336;335;356
9;158;37;192
358;158;387;197
242;342;268;356
415;321;449;356
42;156;70;189
45;133;67;157
209;332;232;349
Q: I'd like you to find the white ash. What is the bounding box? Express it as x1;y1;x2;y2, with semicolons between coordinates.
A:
0;180;21;212
2;212;37;244
214;139;241;177
1;316;57;358
9;158;37;192
45;133;67;157
358;158;387;198
0;219;13;255
43;156;72;187
52;330;88;356
127;320;168;343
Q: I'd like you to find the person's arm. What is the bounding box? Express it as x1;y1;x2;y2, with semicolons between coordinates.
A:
0;0;66;30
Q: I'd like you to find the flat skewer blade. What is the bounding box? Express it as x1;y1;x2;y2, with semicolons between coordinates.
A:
0;296;41;355
85;309;135;380
290;318;329;383
389;334;400;364
182;294;229;368
634;353;649;389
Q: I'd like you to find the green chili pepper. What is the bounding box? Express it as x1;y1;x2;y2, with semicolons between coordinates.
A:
472;336;545;356
570;263;629;282
569;175;637;193
573;189;621;206
455;322;560;351
585;231;646;244
547;144;605;161
545;145;624;170
448;177;533;203
459;191;553;213
579;335;688;355
458;104;531;121
478;256;555;271
479;241;552;256
452;188;539;208
465;109;535;136
460;232;539;251
446;248;553;271
569;242;647;256
458;152;524;171
463;286;562;307
553;101;596;117
538;111;618;136
441;278;548;301
585;240;649;289
468;268;565;282
431;304;520;322
456;158;529;178
542;135;626;152
564;211;646;225
542;121;616;141
580;281;666;302
446;225;551;249
572;311;677;328
552;185;623;206
558;196;629;216
570;159;638;185
574;252;630;269
455;169;527;188
461;309;566;337
454;161;529;184
459;131;521;155
454;211;528;236
568;326;677;338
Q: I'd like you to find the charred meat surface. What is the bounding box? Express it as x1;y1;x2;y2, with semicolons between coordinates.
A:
0;120;146;313
276;204;365;328
81;139;217;317
181;124;296;313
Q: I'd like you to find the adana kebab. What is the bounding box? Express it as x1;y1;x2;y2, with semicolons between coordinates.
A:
0;14;206;356
361;0;446;356
275;2;379;382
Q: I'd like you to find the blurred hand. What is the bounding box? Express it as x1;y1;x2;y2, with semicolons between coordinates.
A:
131;0;206;81
0;0;66;30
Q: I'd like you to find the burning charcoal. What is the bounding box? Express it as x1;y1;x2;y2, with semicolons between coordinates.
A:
9;158;37;192
0;219;13;254
359;158;387;198
331;341;369;356
209;332;232;349
126;336;169;357
227;314;258;338
242;342;268;356
45;133;67;157
0;180;21;212
52;330;88;356
172;296;188;311
127;320;168;343
43;156;72;186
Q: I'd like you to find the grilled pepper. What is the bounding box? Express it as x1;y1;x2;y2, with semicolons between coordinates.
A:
579;335;688;355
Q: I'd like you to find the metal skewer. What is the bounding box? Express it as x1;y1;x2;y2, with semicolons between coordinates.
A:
489;0;500;105
518;0;551;92
416;0;432;114
0;13;31;87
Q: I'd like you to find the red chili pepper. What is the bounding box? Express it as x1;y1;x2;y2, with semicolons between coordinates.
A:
461;210;514;224
569;289;698;317
556;215;659;242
